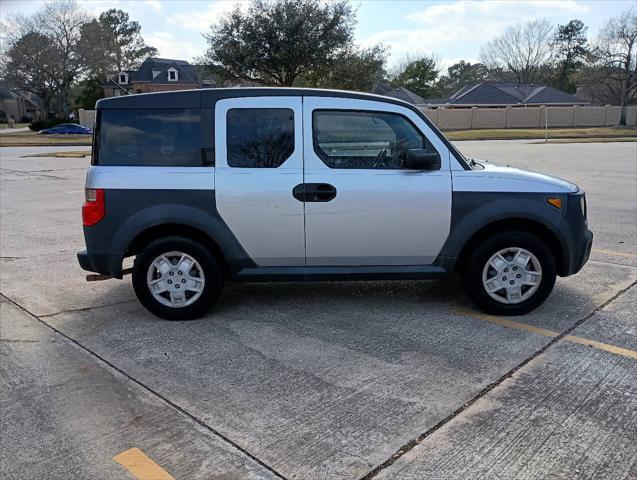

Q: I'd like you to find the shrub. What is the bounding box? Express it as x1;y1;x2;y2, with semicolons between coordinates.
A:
29;118;68;131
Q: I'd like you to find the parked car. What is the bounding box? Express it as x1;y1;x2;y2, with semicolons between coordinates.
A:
39;123;91;135
77;88;592;320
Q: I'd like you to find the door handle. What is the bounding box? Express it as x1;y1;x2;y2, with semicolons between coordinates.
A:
293;183;337;202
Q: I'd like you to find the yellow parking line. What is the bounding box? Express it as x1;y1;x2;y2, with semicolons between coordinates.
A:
452;308;560;338
563;335;637;360
113;448;174;480
453;308;637;361
592;248;637;259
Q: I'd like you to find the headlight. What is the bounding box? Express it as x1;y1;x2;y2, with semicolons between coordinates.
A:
580;195;587;218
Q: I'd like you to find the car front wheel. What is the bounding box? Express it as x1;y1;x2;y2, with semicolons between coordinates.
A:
462;231;556;315
132;236;223;320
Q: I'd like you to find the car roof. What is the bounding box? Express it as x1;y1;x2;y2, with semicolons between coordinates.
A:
95;87;416;110
95;87;469;170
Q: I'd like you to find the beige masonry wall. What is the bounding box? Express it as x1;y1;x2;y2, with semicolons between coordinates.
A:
507;108;542;128
544;107;573;128
418;105;636;129
438;108;472;130
78;105;637;131
473;108;506;129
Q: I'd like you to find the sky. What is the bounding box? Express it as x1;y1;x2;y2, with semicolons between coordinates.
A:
1;0;634;70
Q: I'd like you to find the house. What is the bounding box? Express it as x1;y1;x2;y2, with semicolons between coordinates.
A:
0;86;44;122
103;58;215;97
422;82;588;109
372;83;425;104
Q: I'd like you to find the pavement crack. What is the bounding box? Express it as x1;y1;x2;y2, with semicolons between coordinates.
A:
0;338;40;344
1;248;79;261
573;171;604;184
358;279;637;480
0;292;288;480
0;168;66;180
38;299;137;318
589;258;637;269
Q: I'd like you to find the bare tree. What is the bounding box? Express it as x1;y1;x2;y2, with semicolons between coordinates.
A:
1;0;89;115
591;9;637;124
480;19;555;84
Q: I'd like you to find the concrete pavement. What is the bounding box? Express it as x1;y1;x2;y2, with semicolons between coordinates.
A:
1;141;636;479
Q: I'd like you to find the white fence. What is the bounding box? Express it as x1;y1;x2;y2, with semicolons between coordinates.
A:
78;109;97;129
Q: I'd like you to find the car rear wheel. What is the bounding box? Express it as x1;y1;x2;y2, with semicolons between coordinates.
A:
462;231;556;315
132;236;223;320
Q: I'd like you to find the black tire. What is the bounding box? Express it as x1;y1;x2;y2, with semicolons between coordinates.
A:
132;236;223;320
461;231;556;316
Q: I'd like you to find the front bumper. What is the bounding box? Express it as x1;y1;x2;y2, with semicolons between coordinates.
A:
559;191;593;276
563;229;593;276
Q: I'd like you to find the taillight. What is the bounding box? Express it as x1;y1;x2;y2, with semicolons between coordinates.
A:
82;188;105;226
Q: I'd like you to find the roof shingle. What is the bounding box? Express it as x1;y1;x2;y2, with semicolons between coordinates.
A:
425;82;587;106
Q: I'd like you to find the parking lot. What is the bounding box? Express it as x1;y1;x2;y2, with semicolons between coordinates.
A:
1;140;636;479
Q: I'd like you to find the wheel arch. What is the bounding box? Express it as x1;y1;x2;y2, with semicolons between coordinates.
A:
454;218;566;276
109;203;255;280
126;223;232;279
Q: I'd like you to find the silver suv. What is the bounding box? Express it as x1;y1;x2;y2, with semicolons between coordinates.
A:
78;88;593;320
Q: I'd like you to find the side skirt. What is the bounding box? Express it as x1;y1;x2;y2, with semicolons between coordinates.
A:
232;265;449;282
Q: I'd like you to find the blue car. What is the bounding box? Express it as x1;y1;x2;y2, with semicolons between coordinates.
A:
39;123;92;135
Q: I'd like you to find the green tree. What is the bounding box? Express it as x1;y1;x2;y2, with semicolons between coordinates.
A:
300;45;387;91
3;32;61;114
75;9;157;108
75;75;104;109
202;0;359;86
553;19;588;93
392;56;439;98
78;9;157;75
436;61;489;97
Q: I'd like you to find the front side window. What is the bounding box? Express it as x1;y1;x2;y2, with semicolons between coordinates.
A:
96;108;201;166
226;108;294;168
313;110;432;169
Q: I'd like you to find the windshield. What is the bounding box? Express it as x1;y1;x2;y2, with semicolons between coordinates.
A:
414;109;470;169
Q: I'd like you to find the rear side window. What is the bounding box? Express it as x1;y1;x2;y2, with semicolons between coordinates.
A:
96;109;201;166
226;108;294;168
313;110;431;169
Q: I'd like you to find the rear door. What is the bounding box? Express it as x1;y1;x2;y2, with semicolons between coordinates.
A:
215;96;305;266
302;97;452;266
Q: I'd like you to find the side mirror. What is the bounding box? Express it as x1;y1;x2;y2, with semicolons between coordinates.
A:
405;149;440;170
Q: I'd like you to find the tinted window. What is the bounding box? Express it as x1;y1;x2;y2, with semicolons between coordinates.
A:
227;108;294;168
313;110;432;169
97;109;201;166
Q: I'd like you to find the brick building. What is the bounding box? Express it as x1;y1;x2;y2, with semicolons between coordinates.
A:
103;58;214;97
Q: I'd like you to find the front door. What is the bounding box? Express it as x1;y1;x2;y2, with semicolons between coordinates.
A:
302;97;452;266
215;97;305;266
